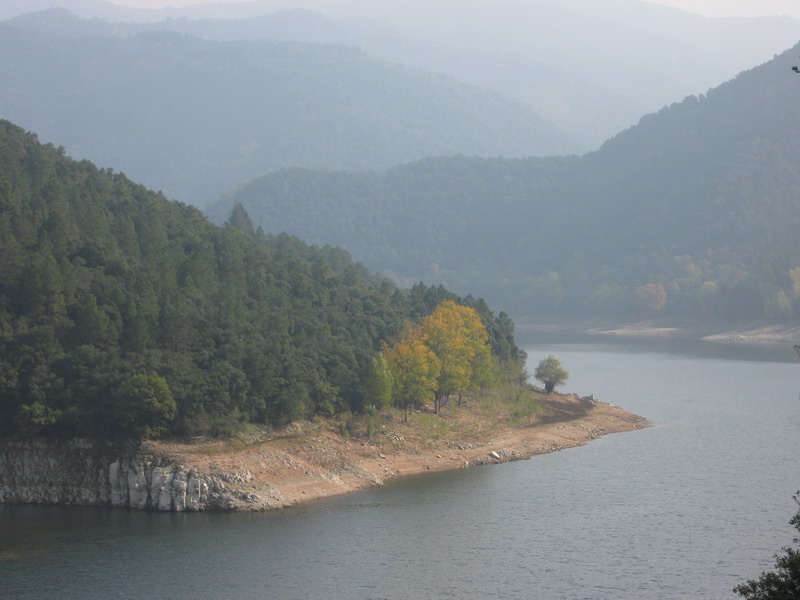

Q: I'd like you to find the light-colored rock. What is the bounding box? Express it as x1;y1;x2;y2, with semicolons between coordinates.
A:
0;438;273;512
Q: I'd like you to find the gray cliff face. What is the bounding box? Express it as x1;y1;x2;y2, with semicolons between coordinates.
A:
0;439;276;511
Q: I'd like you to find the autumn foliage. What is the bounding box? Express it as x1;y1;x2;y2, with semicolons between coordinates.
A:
381;301;492;419
382;325;440;421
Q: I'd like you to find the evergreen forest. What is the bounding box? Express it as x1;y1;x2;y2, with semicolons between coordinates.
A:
0;120;525;440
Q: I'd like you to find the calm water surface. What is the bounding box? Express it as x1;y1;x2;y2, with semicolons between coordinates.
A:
1;335;798;599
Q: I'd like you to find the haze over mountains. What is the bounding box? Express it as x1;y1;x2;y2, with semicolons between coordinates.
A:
211;42;800;322
0;18;575;206
3;0;799;157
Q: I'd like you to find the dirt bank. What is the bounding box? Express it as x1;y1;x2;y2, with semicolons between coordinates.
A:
150;394;647;510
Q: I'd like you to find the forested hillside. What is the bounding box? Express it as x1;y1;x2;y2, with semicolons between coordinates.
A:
0;22;574;206
0;120;524;439
211;42;800;322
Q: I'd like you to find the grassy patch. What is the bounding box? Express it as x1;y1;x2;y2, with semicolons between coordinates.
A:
506;389;541;424
188;439;250;455
410;412;453;441
185;420;320;454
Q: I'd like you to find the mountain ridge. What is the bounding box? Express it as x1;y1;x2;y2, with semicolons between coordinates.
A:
5;1;800;151
211;41;800;322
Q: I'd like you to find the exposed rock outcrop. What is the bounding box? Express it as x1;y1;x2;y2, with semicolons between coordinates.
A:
0;438;282;511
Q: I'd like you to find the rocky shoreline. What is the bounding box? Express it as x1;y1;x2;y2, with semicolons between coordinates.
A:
0;438;276;511
0;394;647;512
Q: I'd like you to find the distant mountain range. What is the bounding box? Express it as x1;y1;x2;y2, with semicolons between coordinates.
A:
3;0;799;151
210;42;800;322
0;20;574;205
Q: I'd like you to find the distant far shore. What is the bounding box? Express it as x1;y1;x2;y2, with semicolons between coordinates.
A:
516;317;800;345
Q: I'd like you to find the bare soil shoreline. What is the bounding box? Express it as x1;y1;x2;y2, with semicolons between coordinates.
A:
151;394;648;511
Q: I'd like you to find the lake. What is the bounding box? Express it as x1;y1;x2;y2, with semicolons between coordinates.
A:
1;334;798;599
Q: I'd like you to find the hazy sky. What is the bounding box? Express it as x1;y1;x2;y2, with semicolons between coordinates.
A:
108;0;800;19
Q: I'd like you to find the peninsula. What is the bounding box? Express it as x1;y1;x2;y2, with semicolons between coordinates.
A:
152;392;647;510
1;392;646;512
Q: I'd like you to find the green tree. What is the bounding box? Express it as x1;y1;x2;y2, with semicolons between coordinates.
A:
364;351;393;409
15;401;62;437
112;374;177;439
73;294;116;348
534;355;569;393
468;350;495;398
735;492;800;599
312;380;340;417
226;202;256;237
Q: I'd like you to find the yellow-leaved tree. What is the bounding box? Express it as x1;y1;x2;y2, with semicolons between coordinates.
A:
383;300;492;417
383;324;440;422
420;300;491;413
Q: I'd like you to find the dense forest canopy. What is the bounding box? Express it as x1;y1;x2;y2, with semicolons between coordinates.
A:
0;20;574;206
0;120;525;439
211;41;800;322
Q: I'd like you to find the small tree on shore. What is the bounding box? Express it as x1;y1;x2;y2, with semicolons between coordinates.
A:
534;355;569;393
